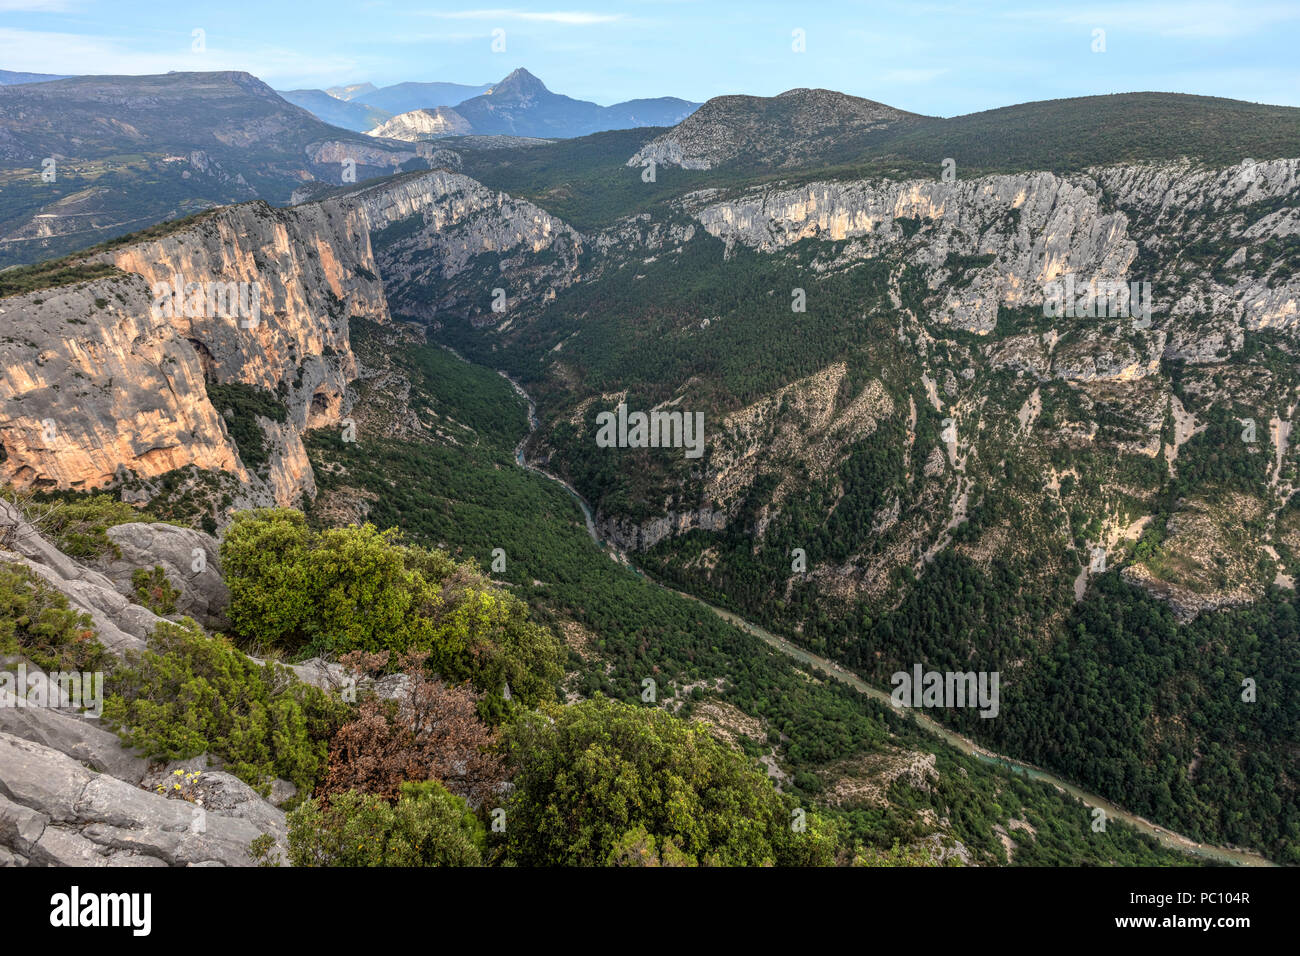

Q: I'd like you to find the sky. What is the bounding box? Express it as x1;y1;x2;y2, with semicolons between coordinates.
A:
2;0;1298;115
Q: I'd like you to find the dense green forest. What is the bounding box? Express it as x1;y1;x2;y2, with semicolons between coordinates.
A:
419;186;1298;862
299;321;1200;865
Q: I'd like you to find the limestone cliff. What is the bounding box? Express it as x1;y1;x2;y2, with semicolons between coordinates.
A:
489;155;1300;623
333;169;584;321
366;107;473;141
691;158;1300;334
0;198;389;506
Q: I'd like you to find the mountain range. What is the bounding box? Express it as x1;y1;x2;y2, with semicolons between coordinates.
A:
0;70;70;86
280;70;698;139
0;67;696;264
1;75;1297;867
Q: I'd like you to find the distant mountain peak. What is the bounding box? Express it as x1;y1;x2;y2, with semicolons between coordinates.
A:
491;68;550;97
326;82;378;102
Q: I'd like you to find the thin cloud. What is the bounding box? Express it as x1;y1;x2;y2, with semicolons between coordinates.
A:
0;0;75;10
1008;2;1300;40
0;27;360;82
422;8;622;24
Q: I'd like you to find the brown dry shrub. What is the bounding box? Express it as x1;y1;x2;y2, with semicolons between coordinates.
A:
320;650;505;805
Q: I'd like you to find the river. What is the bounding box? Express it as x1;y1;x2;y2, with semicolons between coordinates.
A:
494;367;1275;867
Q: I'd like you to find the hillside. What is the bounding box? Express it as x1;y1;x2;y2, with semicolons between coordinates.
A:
0;71;426;265
0;70;70;86
629;87;927;170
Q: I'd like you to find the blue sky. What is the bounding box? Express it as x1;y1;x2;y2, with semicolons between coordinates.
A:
2;0;1297;115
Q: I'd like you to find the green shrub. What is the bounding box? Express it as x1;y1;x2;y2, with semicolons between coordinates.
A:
0;561;107;673
102;619;348;795
282;780;484;867
0;260;121;299
220;508;564;714
131;565;180;616
502;696;840;866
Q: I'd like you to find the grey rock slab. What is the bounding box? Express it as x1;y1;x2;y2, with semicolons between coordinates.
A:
0;733;95;823
0;790;47;855
0;683;149;784
101;523;231;628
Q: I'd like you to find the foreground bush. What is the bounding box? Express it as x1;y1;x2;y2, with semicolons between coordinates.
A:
280;781;484;867
103;620;348;795
319;650;506;805
220;509;563;714
502;696;841;866
0;561;106;673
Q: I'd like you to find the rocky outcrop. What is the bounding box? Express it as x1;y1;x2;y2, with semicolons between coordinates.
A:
691;158;1300;335
305;138;429;172
595;506;728;552
95;523;230;630
0;198;390;505
694;171;1136;333
367;107;472;141
0;682;149;784
0;273;244;492
334;168;584;321
0;733;283;867
1093;159;1300;331
1;501;154;656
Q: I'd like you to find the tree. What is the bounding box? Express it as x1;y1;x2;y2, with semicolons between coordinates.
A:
502;696;839;866
284;781;484;867
220;508;316;651
221;509;564;712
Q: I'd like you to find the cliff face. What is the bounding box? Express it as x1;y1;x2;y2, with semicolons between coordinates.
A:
336;169;584;321
366;107;473;141
0;166;581;508
0;199;388;504
473;155;1300;624
0;274;246;491
692;159;1299;334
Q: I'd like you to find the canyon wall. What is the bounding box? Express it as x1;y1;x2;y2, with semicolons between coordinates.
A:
693;158;1300;334
0;198;389;504
336;169;584;321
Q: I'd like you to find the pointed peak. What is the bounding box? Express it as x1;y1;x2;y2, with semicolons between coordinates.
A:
491;68;548;96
